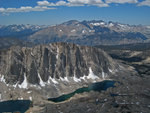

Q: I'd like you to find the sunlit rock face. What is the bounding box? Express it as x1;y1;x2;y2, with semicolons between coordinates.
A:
0;42;119;89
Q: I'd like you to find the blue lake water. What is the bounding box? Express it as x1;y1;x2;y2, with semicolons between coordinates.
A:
0;100;31;113
48;80;116;103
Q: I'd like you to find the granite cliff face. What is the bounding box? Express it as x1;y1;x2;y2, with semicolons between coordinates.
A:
0;42;119;88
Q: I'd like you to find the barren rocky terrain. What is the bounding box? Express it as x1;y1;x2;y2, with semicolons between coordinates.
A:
25;43;150;113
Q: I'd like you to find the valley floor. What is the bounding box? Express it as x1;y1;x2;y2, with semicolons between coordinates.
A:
26;72;150;113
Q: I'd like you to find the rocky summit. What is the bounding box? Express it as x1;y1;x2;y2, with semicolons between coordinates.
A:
0;42;124;100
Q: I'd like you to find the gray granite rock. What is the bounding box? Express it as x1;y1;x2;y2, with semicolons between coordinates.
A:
0;42;118;86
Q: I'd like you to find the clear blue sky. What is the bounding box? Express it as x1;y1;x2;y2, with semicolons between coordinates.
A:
0;0;150;25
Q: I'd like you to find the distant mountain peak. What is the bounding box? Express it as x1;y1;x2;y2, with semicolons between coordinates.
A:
62;20;80;25
0;24;48;38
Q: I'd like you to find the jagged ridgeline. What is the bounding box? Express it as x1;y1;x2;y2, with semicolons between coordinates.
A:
0;42;120;88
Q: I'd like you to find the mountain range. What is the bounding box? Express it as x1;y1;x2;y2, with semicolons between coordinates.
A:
0;20;150;47
28;20;150;45
0;24;48;39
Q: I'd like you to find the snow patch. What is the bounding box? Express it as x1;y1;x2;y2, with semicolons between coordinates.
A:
71;29;76;32
56;46;59;59
80;75;87;81
0;75;6;83
146;26;150;29
82;30;86;34
31;52;34;56
73;68;99;82
118;24;125;27
29;84;41;89
27;91;32;94
91;22;105;26
18;97;24;100
108;68;113;73
13;82;18;88
38;73;46;87
87;67;99;80
102;71;105;79
89;30;95;32
73;74;81;82
48;76;58;84
29;96;32;101
21;97;23;100
60;76;69;82
18;74;28;89
52;78;58;84
47;76;51;84
109;23;114;27
64;77;69;82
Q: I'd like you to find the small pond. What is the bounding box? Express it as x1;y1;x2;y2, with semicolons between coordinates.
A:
0;100;31;113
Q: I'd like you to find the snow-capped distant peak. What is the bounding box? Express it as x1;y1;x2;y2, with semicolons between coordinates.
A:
108;23;114;27
0;24;48;32
90;22;105;26
146;26;150;29
82;30;86;34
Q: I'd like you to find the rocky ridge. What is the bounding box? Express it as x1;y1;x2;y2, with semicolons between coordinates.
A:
0;42;124;100
0;42;119;86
